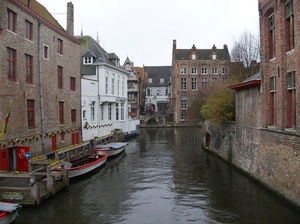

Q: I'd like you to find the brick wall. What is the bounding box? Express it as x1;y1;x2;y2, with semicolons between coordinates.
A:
0;0;81;155
203;121;300;208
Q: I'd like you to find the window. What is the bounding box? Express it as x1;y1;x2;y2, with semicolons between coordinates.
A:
212;77;218;83
122;79;125;96
27;100;35;128
7;48;16;81
128;93;135;100
121;103;124;120
181;78;187;91
181;112;187;121
25;54;33;84
148;78;152;83
180;67;187;74
181;97;187;109
58;38;63;54
59;102;64;124
91;101;95;121
287;71;295;89
212;54;216;60
71;109;76;123
222;67;228;74
100;105;104;121
108;103;112;120
201;67;207;74
270;76;276;126
7;9;17;32
83;57;93;64
192;54;196;60
212;67;218;74
25;20;33;40
105;75;109;94
268;14;275;59
111;77;115;95
83;110;86;119
287;71;295;128
117;79;120;95
43;45;49;59
191;78;197;91
58;66;63;89
191;67;197;74
70;77;76;91
285;1;294;51
160;78;164;83
270;76;276;92
116;103;119;120
202;77;208;89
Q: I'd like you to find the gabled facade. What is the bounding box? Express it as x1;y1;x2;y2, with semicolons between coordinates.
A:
122;57;141;119
259;0;300;131
76;35;129;141
0;0;81;166
171;39;230;124
143;66;172;116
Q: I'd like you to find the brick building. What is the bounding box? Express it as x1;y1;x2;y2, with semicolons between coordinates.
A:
203;0;300;207
259;0;300;131
0;0;81;170
171;39;230;124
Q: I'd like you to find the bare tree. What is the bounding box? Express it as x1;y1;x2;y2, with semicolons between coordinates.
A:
231;31;260;68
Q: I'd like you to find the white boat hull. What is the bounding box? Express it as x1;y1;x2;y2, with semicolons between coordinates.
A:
52;154;108;179
94;142;127;157
0;212;16;224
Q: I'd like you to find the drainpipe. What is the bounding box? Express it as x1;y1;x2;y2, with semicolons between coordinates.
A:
38;20;45;154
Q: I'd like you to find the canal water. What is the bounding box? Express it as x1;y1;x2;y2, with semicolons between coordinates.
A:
16;128;300;224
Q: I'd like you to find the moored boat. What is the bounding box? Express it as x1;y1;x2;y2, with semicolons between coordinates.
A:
0;202;22;224
52;154;108;178
94;142;128;157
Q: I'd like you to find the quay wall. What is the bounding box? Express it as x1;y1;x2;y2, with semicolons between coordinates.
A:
203;121;300;209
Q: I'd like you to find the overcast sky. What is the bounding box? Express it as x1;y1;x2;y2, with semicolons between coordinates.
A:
37;0;259;67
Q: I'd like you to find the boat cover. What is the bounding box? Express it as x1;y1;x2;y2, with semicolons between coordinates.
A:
95;142;128;149
0;202;22;215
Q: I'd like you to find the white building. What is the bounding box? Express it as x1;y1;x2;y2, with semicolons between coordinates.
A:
76;35;129;141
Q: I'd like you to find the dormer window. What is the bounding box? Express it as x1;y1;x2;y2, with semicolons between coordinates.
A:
212;54;216;60
160;78;164;83
83;57;93;64
192;54;196;60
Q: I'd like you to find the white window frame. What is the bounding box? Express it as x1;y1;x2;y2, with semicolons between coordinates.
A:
180;67;187;74
201;67;207;74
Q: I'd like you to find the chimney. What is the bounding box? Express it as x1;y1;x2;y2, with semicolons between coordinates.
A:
66;2;74;36
27;0;31;7
172;39;176;65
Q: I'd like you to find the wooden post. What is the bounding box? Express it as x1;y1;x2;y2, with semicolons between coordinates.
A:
46;165;55;194
31;183;41;205
62;166;69;187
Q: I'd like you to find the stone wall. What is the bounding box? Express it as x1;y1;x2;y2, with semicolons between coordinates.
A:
203;121;300;208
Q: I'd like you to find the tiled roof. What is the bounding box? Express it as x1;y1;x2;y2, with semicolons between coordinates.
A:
76;35;122;75
18;0;64;30
14;0;80;44
175;43;230;61
144;66;172;86
228;72;261;90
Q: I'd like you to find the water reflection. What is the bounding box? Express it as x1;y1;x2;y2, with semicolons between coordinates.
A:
17;128;300;224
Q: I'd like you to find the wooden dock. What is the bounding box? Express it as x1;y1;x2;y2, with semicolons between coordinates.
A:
0;141;92;206
0;132;123;206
